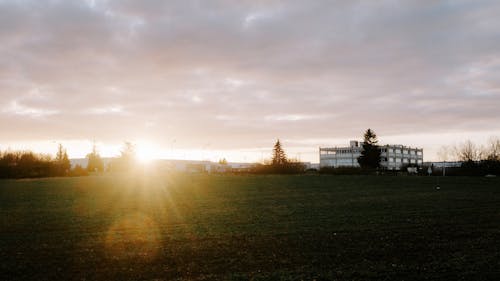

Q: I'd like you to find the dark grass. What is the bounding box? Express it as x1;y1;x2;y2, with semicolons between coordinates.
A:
1;174;500;280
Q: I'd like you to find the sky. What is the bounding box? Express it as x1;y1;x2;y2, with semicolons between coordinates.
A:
1;0;500;163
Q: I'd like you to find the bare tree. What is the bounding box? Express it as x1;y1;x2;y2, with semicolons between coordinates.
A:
485;136;500;161
454;140;481;162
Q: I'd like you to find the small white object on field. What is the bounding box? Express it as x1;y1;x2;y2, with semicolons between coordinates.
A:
436;186;440;190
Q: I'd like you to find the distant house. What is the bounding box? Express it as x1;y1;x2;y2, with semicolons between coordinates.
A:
320;140;423;170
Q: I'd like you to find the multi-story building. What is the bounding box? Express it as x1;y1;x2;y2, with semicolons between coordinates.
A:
319;140;423;170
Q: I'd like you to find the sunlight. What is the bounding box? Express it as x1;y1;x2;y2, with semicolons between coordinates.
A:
136;142;157;163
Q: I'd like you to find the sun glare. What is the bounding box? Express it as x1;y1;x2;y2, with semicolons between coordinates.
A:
136;142;157;163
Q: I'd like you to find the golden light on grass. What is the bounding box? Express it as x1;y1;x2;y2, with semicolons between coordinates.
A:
104;212;161;261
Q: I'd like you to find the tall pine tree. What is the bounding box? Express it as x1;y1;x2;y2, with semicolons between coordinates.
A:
357;129;381;169
272;139;287;165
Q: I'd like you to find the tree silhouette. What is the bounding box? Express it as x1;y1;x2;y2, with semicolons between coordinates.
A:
455;140;481;163
108;142;137;171
86;142;104;172
0;147;87;178
0;150;54;178
486;137;500;161
55;144;70;176
272;139;288;165
357;129;381;169
120;142;136;162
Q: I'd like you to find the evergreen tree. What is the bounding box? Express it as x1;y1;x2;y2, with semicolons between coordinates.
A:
272;139;287;165
357;129;381;169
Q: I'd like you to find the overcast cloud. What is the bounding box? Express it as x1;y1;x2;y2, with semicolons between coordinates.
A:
1;0;500;161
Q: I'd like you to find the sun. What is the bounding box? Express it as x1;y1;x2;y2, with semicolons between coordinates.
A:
136;143;157;163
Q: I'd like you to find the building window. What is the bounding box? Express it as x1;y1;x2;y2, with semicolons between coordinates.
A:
389;158;394;162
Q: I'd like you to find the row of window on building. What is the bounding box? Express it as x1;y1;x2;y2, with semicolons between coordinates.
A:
321;148;422;156
386;158;423;164
382;148;422;155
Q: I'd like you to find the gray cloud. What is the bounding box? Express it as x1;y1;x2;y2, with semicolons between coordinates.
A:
1;0;500;160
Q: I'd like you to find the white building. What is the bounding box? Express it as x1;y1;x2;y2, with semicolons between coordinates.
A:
319;140;423;170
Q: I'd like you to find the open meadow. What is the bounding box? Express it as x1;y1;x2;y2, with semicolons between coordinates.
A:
1;174;500;280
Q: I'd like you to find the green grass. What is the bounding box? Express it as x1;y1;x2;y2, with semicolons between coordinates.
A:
1;174;500;280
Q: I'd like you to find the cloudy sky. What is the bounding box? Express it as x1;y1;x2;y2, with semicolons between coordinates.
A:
1;0;500;162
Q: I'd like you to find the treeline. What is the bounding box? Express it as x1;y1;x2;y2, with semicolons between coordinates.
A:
0;141;168;179
445;138;500;163
0;141;134;179
2;136;499;179
0;144;87;179
0;139;308;178
436;138;500;176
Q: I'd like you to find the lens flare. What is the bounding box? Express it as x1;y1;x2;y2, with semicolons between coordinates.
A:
104;213;160;261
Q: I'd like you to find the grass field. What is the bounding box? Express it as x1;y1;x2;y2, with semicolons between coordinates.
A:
1;174;500;280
